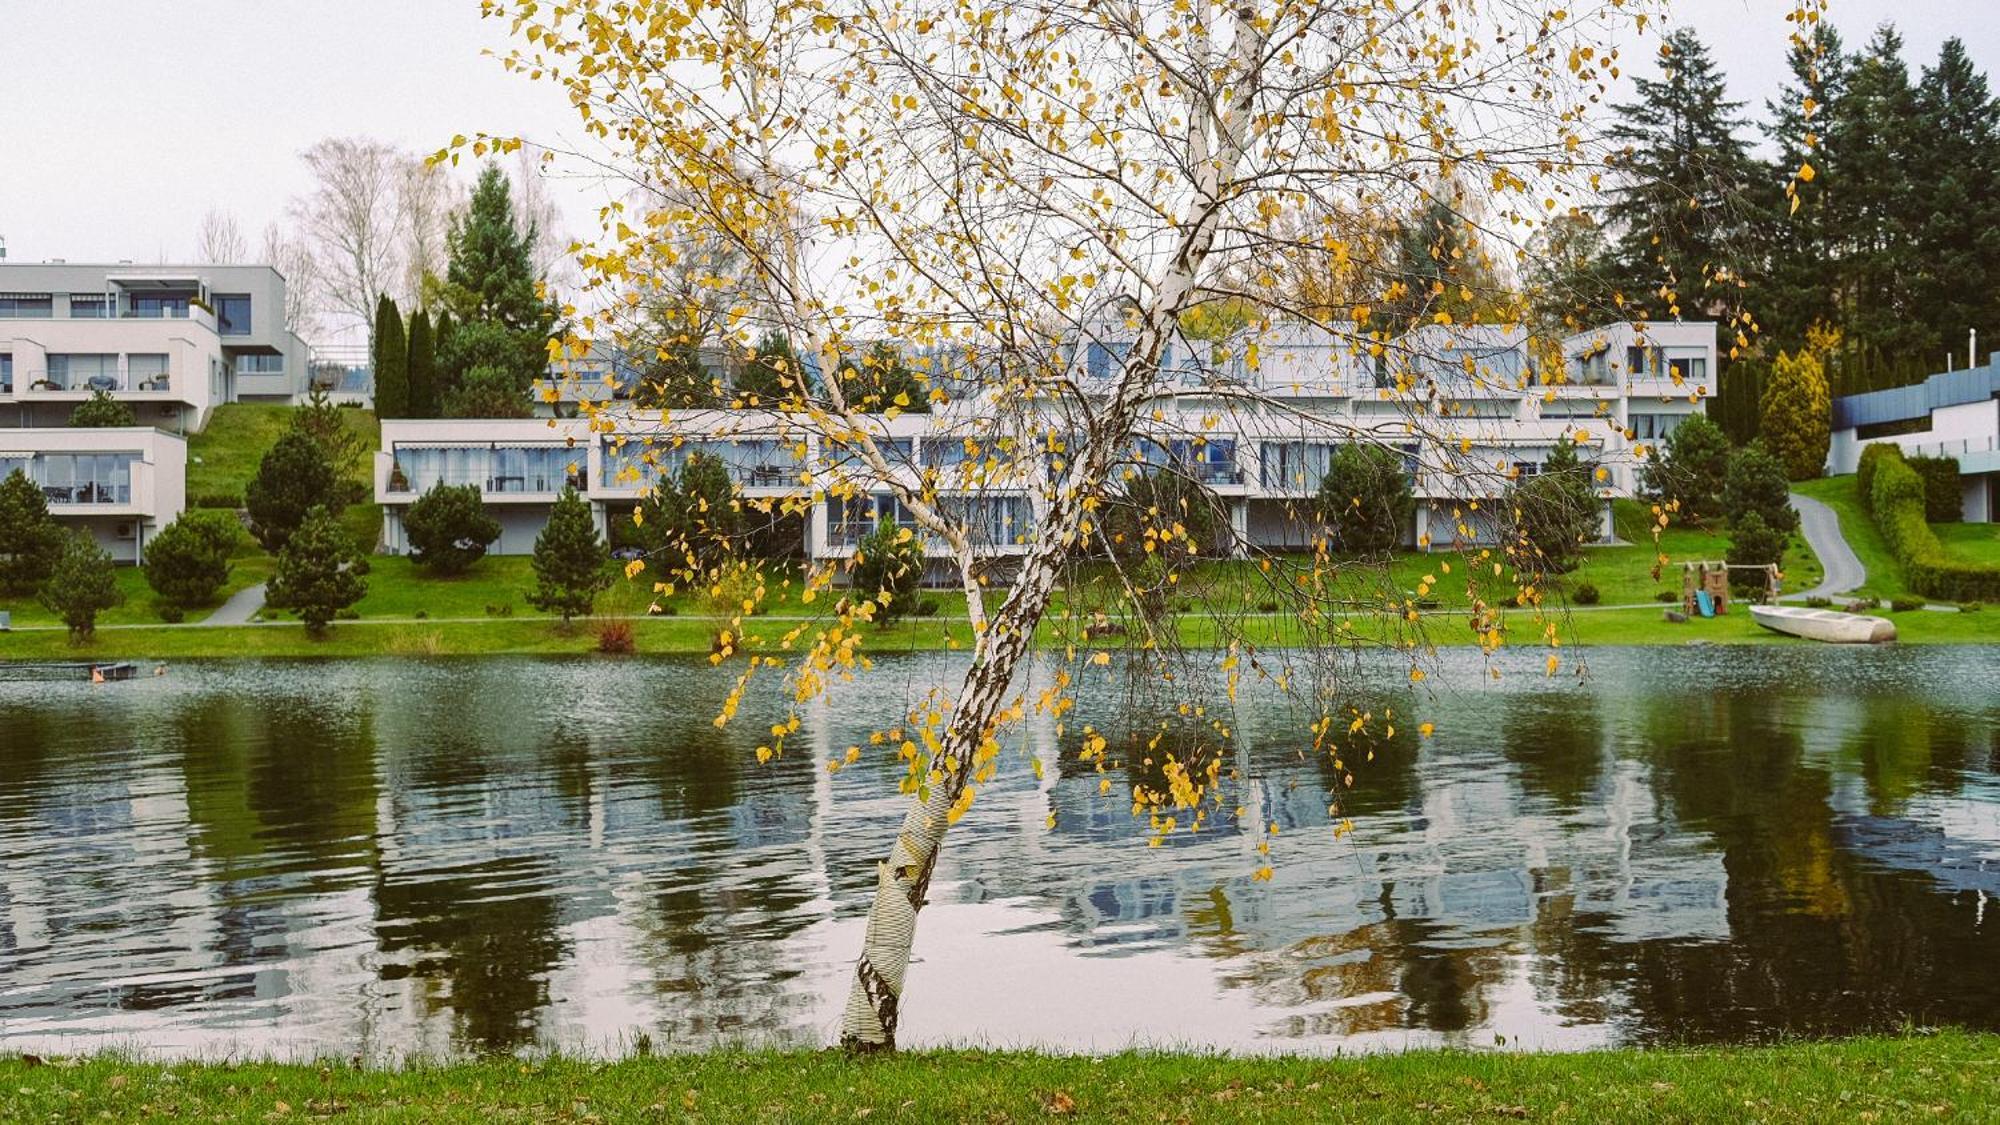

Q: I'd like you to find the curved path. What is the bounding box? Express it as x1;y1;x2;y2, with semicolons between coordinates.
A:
1787;492;1866;600
202;582;268;626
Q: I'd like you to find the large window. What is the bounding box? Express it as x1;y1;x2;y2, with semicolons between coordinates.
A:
391;446;487;492
1128;436;1240;485
827;494;921;548
236;353;285;374
45;354;119;391
0;293;52;318
1259;441;1337;490
128;293;191;319
128;354;169;389
489;446;585;493
1085;341;1132;380
1667;355;1708;384
0;354;10;395
938;495;1034;546
35;453;135;505
1629;413;1685;441
215;294;252;336
68;294;109;318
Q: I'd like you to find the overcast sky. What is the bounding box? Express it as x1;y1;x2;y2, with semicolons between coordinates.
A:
0;0;1994;268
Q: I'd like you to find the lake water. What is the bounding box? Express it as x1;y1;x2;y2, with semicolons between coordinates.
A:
1;648;1997;1059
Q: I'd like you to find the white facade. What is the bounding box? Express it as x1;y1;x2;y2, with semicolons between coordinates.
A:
0;426;187;563
1827;362;2000;523
0;262;313;432
374;320;1721;563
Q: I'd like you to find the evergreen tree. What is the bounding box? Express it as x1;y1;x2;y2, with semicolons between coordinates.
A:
1505;440;1599;575
1756;24;1848;351
1759;348;1832;480
1725;510;1787;570
143;510;238;606
1639;412;1733;524
246;429;339;552
68;389;136;427
1907;38;2000;362
1315;443;1414;554
372;295;409;419
0;469;65;595
1602;30;1760;324
444;364;537;419
267;505;365;634
406;308;437;419
1101;470;1227;567
640;450;743;570
290;385;370;505
1827;28;1924;362
402;481;502;574
636;339;716;409
431;310;458;404
40;531;123;640
836;342;928;413
1381;192;1503;328
438;164;558;401
1722;443;1799;535
529;486;611;621
852;517;926;625
735;331;799;405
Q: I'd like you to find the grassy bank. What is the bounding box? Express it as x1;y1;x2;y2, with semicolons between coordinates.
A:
3;1031;1994;1122
2;598;1989;660
1792;474;2000;601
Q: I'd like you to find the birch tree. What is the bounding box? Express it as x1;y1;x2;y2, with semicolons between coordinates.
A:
466;0;1833;1051
195;208;248;264
291;137;408;333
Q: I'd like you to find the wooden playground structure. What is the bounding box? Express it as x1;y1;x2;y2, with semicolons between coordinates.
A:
1681;561;1781;617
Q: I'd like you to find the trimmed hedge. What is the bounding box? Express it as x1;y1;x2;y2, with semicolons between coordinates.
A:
1855;443;1900;514
1867;447;2000;602
1907;454;1963;523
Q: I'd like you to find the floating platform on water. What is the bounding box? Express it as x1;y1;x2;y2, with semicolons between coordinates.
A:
0;661;143;682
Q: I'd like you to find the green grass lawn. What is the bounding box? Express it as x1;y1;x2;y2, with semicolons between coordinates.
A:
0;554;274;629
3;1030;1994;1123
1793;475;2000;602
1935;520;2000;567
186;402;379;504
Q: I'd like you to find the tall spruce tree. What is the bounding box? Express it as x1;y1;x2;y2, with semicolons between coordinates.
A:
1908;38;2000;365
1603;30;1760;326
438;164;558;410
406;308;438;419
1827;27;1924;365
1757;25;1848;354
372;295;409;419
267;505;365;634
0;469;65;594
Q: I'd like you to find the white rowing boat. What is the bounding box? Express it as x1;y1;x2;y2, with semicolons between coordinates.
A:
1750;604;1897;644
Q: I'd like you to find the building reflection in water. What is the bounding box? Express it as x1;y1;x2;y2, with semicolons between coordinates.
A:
0;646;1996;1058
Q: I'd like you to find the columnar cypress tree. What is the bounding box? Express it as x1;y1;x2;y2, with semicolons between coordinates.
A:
431;310;458;402
372;295;409;419
1603;30;1760;326
1759;349;1833;480
529;487;611;622
406;309;438;419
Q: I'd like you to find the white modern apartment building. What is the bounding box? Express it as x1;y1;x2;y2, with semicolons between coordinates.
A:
375;319;1720;567
1826;359;2000;521
0;261;313;432
1;426;187;563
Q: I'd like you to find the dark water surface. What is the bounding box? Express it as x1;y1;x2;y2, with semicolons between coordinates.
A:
1;647;1997;1059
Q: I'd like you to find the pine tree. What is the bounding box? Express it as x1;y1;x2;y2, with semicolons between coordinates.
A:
1602;30;1760;325
1505;439;1599;575
406;308;438;419
0;468;65;595
1639;412;1733;524
246;429;339;552
372;295;409;419
735;331;798;405
636;339;716;409
439;164;558;397
1757;24;1847;352
640;451;743;571
1828;28;1924;363
1722;443;1799;535
143;510;237;606
529;487;611;622
1907;38;2000;364
68;389;136;427
39;531;123;640
403;481;501;574
1759;348;1832;480
267;505;365;634
1315;443;1414;554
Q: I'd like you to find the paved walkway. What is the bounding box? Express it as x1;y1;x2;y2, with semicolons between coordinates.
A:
202;583;267;626
1787;492;1866;600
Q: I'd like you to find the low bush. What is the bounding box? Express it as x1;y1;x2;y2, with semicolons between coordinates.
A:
484;602;515;618
1962;602;1982;613
158;603;186;624
335;607;361;620
1890;597;1925;613
1654;590;1679;603
596;619;637;654
1804;596;1833;608
915;597;941;617
1847;596;1881;610
1256;599;1280;613
1865;447;2000;602
1906;454;1963;523
1572;583;1600;605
